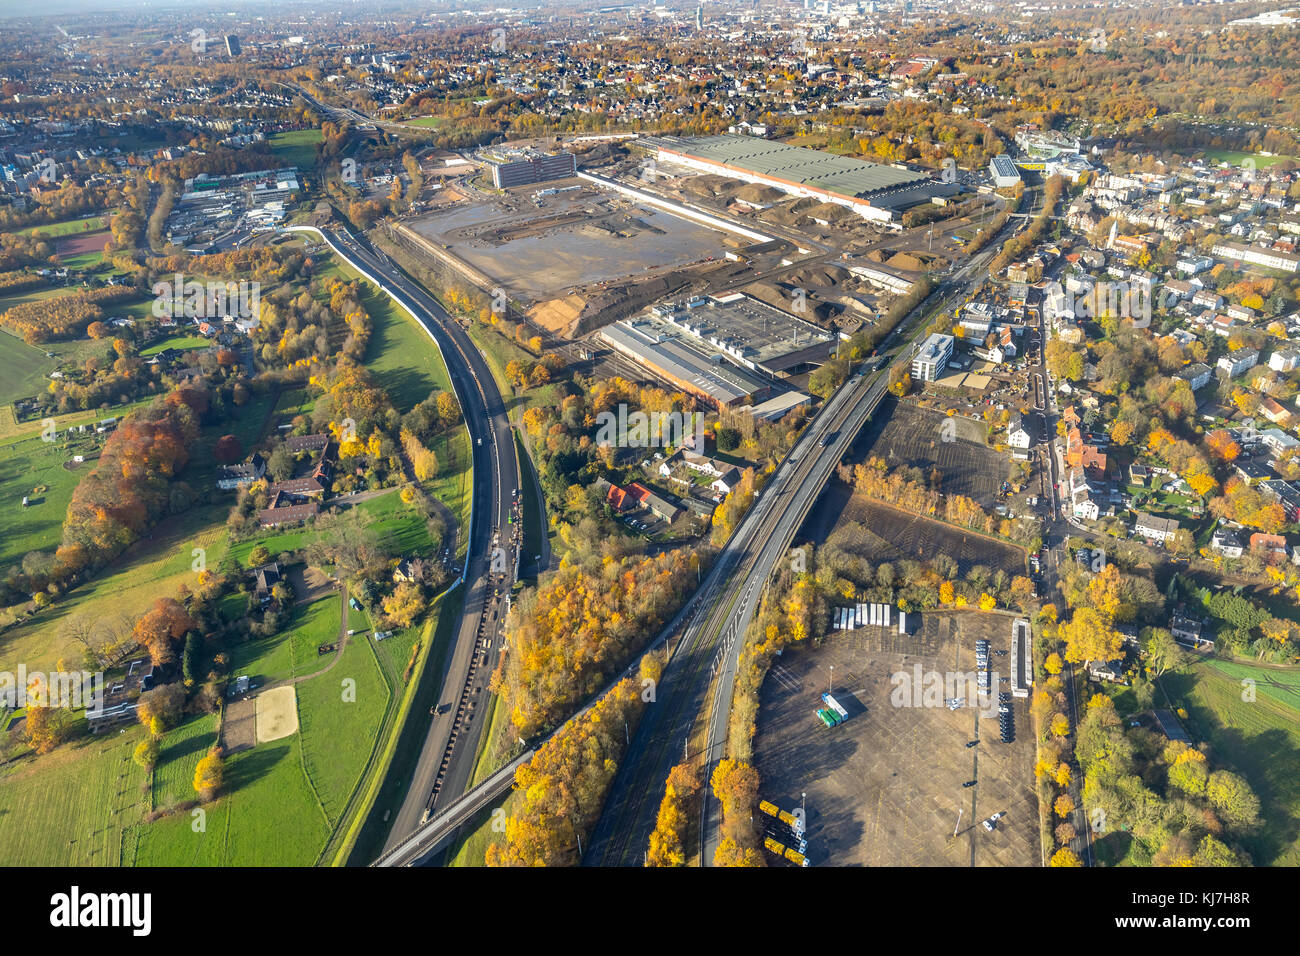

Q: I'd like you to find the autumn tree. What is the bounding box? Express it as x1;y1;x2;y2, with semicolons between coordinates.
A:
1050;847;1082;867
712;759;764;867
137;682;186;736
25;705;71;754
646;763;700;867
193;746;226;800
213;434;243;465
132;598;198;667
382;581;426;628
1060;606;1124;666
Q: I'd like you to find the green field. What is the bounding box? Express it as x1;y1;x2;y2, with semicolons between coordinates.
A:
18;215;107;238
350;263;453;412
1159;660;1300;866
135;732;330;866
296;630;389;826
0;726;148;865
402;116;445;128
270;129;324;172
0;500;231;672
1199;148;1295;169
0;328;104;407
140;334;209;356
0;429;96;566
152;713;219;811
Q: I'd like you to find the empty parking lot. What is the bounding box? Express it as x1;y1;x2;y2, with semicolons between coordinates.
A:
753;611;1038;866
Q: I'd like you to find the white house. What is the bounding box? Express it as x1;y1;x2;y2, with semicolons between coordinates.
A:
1007;413;1033;459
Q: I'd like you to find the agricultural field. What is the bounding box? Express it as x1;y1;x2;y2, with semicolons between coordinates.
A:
134;730;330;866
0;724;148;866
152;713;219;812
0;327;109;407
0;501;230;673
296;632;390;826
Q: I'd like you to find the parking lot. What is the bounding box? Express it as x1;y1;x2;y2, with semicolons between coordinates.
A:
752;611;1038;866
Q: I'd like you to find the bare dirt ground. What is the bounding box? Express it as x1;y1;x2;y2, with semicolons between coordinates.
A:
753;611;1038;867
55;231;110;260
829;496;1026;579
853;399;1007;507
255;686;299;744
221;697;257;754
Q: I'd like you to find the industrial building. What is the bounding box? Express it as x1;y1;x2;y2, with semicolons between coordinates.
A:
486;149;578;189
600;318;772;409
989;155;1021;189
911;333;954;382
646;293;836;377
642;133;953;222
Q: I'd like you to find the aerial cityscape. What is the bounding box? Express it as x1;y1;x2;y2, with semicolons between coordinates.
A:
0;0;1294;907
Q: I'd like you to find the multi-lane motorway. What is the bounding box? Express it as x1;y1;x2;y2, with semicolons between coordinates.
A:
340;174;1039;866
586;191;1037;866
290;223;522;857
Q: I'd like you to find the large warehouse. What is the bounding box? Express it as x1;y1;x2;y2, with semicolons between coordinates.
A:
643;134;954;222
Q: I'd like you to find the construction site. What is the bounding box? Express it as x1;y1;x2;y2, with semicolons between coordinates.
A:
386;133;1001;402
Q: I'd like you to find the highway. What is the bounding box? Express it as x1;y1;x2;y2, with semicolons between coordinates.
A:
368;174;1039;868
584;188;1035;867
288;223;522;859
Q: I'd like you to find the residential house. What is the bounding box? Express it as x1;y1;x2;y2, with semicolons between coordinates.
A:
1133;512;1179;543
1216;348;1259;378
249;561;280;606
1170;614;1213;652
1176;363;1213;391
1210;526;1245;558
1260;396;1293;426
710;467;743;495
87;658;155;733
628;482;683;523
1066;427;1107;471
216;452;266;490
1249;532;1288;563
1269;347;1300;373
1007;413;1033;458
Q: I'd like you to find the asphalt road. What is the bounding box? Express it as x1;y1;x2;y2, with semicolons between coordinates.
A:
301;223;523;858
584;186;1039;866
